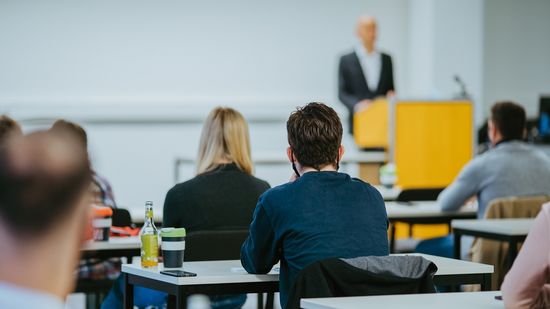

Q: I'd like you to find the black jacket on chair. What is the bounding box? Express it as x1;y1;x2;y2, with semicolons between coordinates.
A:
286;255;437;309
338;51;394;134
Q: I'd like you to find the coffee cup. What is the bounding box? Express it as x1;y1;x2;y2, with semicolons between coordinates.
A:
161;228;186;269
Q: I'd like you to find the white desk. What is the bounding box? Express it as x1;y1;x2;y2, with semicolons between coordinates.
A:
452;218;534;267
385;201;477;252
301;291;503;309
122;260;279;309
121;254;493;309
81;236;141;260
452;219;534;236
374;185;401;201
82;236;141;251
385;201;477;220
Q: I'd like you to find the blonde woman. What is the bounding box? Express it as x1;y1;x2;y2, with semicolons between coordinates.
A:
163;107;270;231
163;107;269;308
101;107;270;309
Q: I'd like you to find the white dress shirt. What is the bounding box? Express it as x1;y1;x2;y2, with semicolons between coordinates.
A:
354;45;382;92
0;281;65;309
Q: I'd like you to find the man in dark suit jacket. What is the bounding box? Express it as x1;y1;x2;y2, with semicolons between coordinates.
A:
338;16;395;134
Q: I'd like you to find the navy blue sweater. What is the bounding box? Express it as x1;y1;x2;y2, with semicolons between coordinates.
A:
240;171;389;307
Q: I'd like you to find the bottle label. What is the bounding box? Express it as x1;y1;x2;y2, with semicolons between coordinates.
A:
141;234;159;267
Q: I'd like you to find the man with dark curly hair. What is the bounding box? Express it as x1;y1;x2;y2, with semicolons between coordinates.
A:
241;102;389;308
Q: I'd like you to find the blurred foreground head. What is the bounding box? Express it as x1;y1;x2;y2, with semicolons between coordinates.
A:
0;130;91;239
0;115;23;146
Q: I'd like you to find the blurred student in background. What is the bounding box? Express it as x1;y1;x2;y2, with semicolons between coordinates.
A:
102;107;270;309
0;130;91;308
0;115;23;146
51;120;117;209
416;101;550;258
50;120;122;285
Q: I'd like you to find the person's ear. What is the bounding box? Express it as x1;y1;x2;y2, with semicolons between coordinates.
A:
338;145;345;161
488;120;496;143
287;147;294;163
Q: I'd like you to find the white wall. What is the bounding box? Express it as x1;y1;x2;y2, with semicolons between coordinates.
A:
0;0;409;213
483;0;550;118
0;0;409;107
407;0;484;125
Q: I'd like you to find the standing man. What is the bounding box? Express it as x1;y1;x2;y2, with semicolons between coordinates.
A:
338;16;395;134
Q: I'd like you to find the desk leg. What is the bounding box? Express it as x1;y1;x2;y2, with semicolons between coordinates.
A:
123;274;134;309
390;223;396;253
481;273;492;291
266;292;274;309
176;286;187;309
257;293;264;309
453;232;461;260
508;240;518;270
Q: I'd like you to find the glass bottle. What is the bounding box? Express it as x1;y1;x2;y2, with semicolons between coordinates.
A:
140;201;159;268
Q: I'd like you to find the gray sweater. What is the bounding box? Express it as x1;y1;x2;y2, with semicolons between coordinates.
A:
438;141;550;217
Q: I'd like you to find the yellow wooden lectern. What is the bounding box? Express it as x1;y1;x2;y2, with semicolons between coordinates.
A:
354;98;473;189
354;99;474;240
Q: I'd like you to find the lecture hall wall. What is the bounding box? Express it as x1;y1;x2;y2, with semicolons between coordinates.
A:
0;0;549;212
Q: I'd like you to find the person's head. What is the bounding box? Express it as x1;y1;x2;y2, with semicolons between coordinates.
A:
0;130;91;240
0;115;23;146
356;15;377;49
488;101;526;145
0;130;91;297
50;119;88;150
196;107;253;175
286;103;344;174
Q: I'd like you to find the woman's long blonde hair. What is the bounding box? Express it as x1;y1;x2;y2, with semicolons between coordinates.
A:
196;107;253;175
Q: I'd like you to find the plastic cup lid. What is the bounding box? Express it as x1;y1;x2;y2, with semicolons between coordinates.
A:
161;227;186;237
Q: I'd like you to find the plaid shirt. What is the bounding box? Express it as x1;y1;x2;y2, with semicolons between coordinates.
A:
77;258;121;280
79;172;121;280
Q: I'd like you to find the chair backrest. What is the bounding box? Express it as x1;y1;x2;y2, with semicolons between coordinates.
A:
470;195;550;290
185;229;249;261
286;255;437;309
111;208;132;227
484;195;550;219
396;188;444;202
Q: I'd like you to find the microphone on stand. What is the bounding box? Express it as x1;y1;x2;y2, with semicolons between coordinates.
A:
453;75;470;99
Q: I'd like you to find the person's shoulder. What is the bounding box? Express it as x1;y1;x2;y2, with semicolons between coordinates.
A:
537;203;550;229
168;176;202;196
349;176;384;198
525;144;550;161
340;50;357;62
246;174;271;190
256;181;294;209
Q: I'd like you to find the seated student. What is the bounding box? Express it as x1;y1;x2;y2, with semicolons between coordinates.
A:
241;102;389;308
502;202;550;308
0;130;92;308
50;120;121;280
0;115;23;146
51;120;117;209
164;106;270;307
416;101;550;258
102;107;270;309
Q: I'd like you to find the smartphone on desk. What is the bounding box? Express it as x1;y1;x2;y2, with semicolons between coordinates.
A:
160;270;197;277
